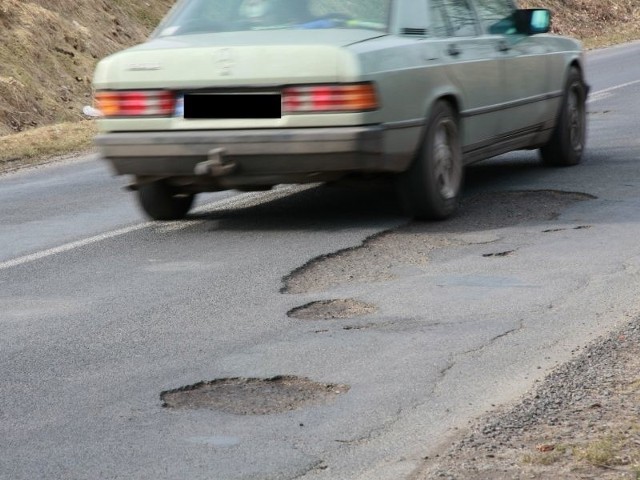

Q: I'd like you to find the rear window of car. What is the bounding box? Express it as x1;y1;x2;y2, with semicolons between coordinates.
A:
155;0;391;36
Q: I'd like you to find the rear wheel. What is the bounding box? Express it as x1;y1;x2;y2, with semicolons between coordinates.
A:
137;179;195;221
397;101;463;220
540;67;587;166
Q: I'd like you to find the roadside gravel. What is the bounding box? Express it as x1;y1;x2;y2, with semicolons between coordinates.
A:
417;317;640;479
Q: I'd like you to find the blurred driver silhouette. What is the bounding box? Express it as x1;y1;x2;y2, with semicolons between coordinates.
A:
239;0;313;25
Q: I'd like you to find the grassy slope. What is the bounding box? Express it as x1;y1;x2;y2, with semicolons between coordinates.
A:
0;0;638;169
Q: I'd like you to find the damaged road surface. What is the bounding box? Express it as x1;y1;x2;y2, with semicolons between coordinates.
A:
4;43;640;480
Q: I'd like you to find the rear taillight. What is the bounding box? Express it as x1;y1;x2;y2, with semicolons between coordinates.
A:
282;83;378;113
95;90;175;117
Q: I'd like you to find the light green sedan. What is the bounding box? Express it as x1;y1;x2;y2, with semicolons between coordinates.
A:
92;0;588;220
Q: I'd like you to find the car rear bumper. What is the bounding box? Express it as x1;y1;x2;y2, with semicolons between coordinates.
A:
94;127;403;184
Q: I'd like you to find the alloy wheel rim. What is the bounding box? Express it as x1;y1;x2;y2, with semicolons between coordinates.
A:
433;120;460;200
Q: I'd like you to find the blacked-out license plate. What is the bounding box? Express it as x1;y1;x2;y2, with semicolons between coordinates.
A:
183;93;281;119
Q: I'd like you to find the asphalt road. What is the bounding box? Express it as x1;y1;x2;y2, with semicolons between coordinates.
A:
3;41;640;480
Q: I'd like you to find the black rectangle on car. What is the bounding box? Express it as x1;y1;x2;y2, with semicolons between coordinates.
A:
183;93;282;119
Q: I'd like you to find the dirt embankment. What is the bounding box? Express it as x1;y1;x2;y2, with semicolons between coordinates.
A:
0;0;173;136
521;0;639;48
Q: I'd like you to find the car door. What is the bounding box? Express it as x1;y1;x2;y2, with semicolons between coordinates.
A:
431;0;507;158
473;0;551;137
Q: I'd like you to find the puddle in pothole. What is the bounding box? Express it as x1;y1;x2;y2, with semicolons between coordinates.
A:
287;299;377;320
161;376;349;414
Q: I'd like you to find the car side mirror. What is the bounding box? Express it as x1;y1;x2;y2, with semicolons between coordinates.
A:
514;9;551;35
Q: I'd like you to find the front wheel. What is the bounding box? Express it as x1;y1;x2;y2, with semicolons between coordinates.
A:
396;101;463;220
540;68;587;166
137;180;195;221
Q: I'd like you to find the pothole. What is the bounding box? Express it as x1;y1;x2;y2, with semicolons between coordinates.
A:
160;376;350;414
287;299;377;320
281;190;597;294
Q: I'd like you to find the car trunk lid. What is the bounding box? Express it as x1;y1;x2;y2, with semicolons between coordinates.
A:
93;30;383;89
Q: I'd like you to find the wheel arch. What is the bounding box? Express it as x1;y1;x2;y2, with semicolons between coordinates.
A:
430;93;461;120
565;54;587;85
569;59;583;75
420;93;463;149
408;93;463;162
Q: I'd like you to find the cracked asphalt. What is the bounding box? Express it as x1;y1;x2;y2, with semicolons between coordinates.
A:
2;165;637;480
3;42;640;480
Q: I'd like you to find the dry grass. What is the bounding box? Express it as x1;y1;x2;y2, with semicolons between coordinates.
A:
0;120;96;173
0;0;173;173
522;443;571;466
0;0;174;136
0;0;639;174
573;438;621;467
521;0;640;49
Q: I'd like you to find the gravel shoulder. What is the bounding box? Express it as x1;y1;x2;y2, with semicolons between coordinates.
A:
416;318;640;479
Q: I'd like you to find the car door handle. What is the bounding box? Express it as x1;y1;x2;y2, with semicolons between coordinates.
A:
447;44;461;57
497;40;510;52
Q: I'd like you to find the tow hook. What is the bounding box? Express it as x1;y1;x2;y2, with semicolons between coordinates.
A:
194;148;237;176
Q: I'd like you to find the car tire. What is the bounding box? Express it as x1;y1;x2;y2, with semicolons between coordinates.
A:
137;180;195;221
396;101;463;220
540;67;587;166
